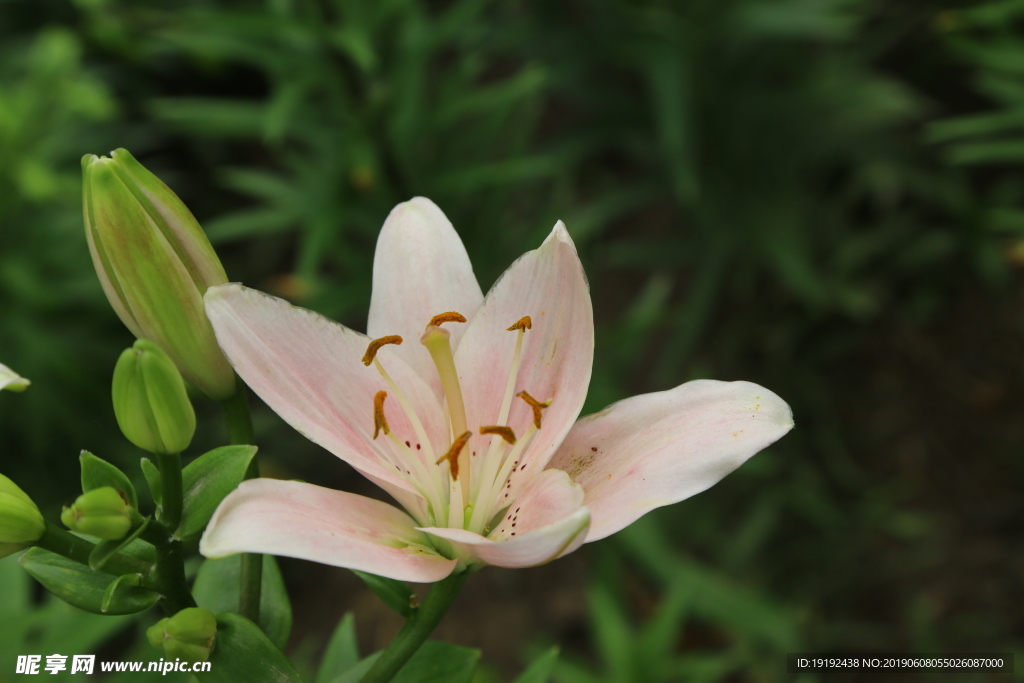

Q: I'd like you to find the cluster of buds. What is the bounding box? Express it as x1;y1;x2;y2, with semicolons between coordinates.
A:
60;487;134;541
147;607;218;663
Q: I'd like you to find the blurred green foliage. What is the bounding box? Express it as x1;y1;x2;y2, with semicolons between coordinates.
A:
2;0;1023;680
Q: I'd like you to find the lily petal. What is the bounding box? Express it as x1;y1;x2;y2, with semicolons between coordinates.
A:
0;363;29;393
421;470;590;568
368;198;483;393
205;284;449;494
457;222;593;494
200;479;457;583
548;380;794;542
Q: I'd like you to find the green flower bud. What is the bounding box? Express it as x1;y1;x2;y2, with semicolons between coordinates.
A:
82;149;235;400
0;362;29;393
0;474;44;558
147;607;217;663
112;339;196;454
61;487;133;540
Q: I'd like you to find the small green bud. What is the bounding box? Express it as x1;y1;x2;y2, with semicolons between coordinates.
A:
147;607;217;663
0;474;44;557
82;149;235;400
112;339;196;454
61;487;133;540
0;362;29;393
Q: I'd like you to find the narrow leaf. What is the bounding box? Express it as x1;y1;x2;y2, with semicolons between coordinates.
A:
513;647;560;683
178;445;257;540
197;613;302;683
352;570;415;618
316;612;359;683
89;517;150;572
80;451;138;508
101;573;141;613
193;554;292;650
332;642;479;683
141;458;162;508
20;547;159;615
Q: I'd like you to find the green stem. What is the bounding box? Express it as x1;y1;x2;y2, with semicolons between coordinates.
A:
36;521;153;580
222;381;256;446
360;571;468;683
157;452;183;532
142;522;195;614
220;378;262;623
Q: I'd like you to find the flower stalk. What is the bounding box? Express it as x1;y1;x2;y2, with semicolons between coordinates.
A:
360;570;468;683
220;381;262;623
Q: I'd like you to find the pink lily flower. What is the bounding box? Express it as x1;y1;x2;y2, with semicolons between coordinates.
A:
199;198;793;582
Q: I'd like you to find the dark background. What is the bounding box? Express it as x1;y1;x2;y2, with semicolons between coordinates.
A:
1;0;1023;681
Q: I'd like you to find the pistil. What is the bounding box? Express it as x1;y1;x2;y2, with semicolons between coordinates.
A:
421;315;471;505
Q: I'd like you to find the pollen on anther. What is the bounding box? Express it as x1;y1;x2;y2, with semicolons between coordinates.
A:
517;390;552;429
427;311;467;328
362;335;403;365
507;316;532;332
373;391;390;439
436;431;472;480
480;425;517;444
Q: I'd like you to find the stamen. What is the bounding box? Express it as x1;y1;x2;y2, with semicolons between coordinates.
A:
426;311;467;328
469;423;539;531
362;335;403;366
436;431;472;481
517;390;552;429
373;391;390;439
480;425;517;444
506;316;532;332
471;315;531;505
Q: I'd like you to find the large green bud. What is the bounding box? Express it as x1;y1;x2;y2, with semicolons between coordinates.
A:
113;340;196;455
0;474;44;558
147;607;217;663
0;362;29;393
82;149;235;400
61;487;133;540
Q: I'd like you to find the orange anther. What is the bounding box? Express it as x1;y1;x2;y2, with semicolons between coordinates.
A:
373;391;390;439
517;390;552;429
506;316;532;332
480;425;517;444
362;336;403;366
436;431;472;480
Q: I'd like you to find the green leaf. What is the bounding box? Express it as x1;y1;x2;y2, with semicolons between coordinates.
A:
316;612;358;683
512;647;559;683
352;570;415;618
193;554;292;650
198;612;302;683
587;581;633;680
101;573;142;613
141;458;162;508
89;517;150;572
178;445;257;540
389;641;480;683
332;641;480;683
80;450;138;508
20;547;159;615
